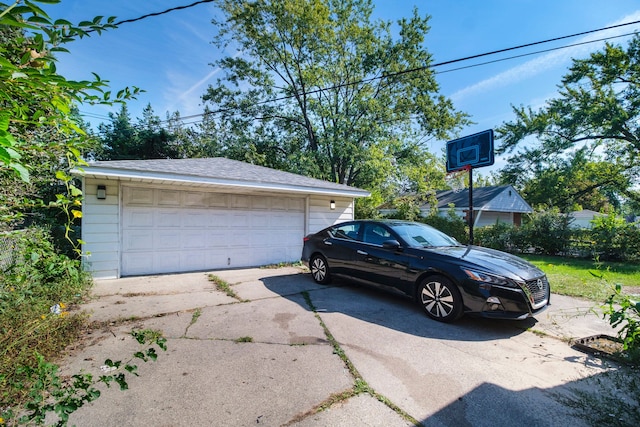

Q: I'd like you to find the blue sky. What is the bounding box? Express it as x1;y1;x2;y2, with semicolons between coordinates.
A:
44;0;640;172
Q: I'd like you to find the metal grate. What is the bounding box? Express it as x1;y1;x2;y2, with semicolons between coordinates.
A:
525;276;550;308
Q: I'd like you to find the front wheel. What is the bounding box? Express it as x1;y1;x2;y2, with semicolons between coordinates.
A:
309;255;331;284
418;276;463;322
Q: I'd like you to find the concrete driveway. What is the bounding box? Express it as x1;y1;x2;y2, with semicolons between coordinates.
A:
65;267;618;426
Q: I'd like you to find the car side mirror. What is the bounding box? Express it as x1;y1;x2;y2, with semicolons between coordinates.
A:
382;239;401;250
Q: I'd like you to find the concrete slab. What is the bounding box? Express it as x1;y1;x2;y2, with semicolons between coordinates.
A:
67;337;353;427
56;268;628;427
290;394;413;426
187;295;327;345
308;285;606;426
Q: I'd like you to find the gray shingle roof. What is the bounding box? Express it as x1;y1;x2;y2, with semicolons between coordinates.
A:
435;186;508;208
79;157;369;197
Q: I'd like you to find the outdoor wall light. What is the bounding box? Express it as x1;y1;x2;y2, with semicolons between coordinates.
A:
96;185;107;200
330;200;336;210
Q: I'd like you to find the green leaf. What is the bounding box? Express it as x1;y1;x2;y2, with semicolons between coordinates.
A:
26;15;52;25
53;18;74;26
69;184;83;196
11;162;30;182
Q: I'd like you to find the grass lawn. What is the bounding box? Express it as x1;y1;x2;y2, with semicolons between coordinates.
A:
521;254;640;302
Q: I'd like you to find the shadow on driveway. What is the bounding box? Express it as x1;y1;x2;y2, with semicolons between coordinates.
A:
261;272;537;343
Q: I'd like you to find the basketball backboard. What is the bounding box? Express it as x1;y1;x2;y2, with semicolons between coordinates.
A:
446;129;494;172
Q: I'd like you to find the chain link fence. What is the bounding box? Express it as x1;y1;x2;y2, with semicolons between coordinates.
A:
0;230;25;271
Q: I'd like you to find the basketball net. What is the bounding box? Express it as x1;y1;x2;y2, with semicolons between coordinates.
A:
445;166;469;193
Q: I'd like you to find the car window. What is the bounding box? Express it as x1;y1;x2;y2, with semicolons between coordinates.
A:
390;222;460;247
362;223;393;246
329;223;361;240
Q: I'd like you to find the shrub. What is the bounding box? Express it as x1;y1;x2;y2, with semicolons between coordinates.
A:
474;222;517;251
421;208;468;243
0;227;93;408
590;214;640;261
520;209;575;255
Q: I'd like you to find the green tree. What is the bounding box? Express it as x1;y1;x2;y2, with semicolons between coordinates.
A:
203;0;467;193
94;104;180;160
0;0;140;238
496;34;640;209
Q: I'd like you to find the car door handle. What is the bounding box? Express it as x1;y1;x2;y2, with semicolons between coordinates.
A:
324;240;332;246
357;250;368;255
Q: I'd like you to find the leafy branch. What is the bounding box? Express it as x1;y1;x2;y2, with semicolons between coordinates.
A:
1;329;167;426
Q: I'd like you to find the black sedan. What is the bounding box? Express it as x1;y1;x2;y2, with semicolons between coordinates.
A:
301;220;550;322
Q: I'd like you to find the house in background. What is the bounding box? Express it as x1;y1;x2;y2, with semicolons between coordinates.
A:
380;185;533;227
73;158;369;279
431;186;533;227
568;209;605;228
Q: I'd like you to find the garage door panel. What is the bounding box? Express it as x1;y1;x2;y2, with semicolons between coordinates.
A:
123;231;154;251
207;229;229;246
183;211;210;228
122;253;153;275
231;213;250;228
182;230;207;249
125;188;154;205
155;231;181;249
251;230;271;247
181;251;208;270
157;210;181;227
251;212;270;227
153;252;181;273
158;190;181;206
122;187;305;276
229;231;252;247
126;209;154;227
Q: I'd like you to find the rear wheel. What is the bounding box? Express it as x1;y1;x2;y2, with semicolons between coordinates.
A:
310;255;331;284
418;276;463;322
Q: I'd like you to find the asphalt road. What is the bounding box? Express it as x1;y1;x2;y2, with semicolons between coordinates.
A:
64;266;619;426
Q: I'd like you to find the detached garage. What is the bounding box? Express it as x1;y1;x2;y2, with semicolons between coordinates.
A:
74;158;369;279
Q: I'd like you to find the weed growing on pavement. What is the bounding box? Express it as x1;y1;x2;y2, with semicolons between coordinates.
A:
557;366;640;427
189;309;202;326
260;261;305;269
0;329;167;426
208;275;244;301
234;336;253;343
300;291;418;426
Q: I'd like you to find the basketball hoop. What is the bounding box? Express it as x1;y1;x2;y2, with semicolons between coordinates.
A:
445;165;470;193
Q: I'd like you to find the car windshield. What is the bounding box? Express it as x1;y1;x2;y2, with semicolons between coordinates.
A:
390;222;461;248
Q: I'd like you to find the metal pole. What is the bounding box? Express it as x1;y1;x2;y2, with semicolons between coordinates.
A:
468;166;474;245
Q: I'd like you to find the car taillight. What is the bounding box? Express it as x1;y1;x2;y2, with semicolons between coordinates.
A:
303;236;310;242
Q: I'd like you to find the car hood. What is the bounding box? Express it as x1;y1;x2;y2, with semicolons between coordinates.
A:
424;245;544;281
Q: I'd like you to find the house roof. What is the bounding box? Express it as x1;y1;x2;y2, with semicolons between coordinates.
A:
432;185;533;213
73;157;370;198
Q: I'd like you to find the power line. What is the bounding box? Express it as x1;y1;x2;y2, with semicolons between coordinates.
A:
154;24;640;127
112;0;216;27
77;1;640;127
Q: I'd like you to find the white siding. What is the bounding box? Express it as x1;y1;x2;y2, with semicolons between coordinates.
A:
81;178;359;278
82;178;120;279
475;211;513;227
120;185;306;276
308;196;354;233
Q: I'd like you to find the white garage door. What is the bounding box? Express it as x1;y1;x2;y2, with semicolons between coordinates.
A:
121;186;305;276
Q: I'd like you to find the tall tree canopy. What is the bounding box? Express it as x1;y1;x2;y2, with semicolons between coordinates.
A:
203;0;468;192
497;34;640;211
93;104;180;160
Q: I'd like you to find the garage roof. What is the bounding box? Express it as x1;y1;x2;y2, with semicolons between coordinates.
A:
74;157;370;198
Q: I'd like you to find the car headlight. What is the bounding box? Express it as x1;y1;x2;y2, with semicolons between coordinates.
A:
462;268;518;288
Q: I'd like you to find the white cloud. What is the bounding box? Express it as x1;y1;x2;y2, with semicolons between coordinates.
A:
451;11;640;103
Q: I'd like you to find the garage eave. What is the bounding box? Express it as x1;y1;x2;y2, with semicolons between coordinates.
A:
74;167;370;198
